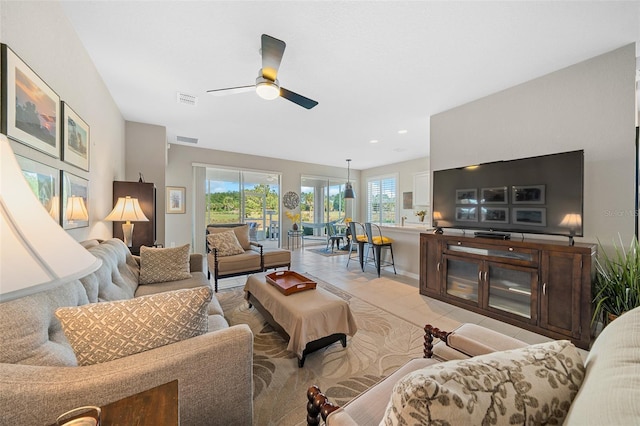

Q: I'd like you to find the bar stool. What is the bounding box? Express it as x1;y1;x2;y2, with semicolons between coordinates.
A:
346;221;367;270
364;222;396;277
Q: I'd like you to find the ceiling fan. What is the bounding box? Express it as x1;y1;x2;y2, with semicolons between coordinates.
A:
207;34;318;110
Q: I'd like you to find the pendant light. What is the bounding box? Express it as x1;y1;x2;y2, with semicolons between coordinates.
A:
344;159;355;199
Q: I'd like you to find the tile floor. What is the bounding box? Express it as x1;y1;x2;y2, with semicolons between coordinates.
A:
216;242;588;357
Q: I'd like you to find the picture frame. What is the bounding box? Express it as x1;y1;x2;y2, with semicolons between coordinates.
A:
16;155;60;224
62;102;90;171
402;191;413;209
167;186;186;214
2;44;60;158
61;171;89;229
512;185;546;204
455;206;478;222
480;207;509;223
455;188;478;205
512;207;546;227
481;186;508;204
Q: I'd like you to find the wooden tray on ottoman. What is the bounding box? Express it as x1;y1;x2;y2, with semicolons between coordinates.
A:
266;271;317;295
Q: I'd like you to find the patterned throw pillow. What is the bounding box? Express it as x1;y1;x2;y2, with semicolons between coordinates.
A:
207;230;245;257
381;340;585;426
139;244;191;285
55;286;212;366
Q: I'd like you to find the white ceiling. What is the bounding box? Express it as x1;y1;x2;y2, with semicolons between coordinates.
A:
60;1;640;170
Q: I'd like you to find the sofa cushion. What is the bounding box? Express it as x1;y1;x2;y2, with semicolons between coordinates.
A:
207;250;262;274
565;306;640;425
0;281;88;367
262;247;291;268
381;340;584;426
207;230;245;256
139;244;191;285
207;224;251;250
55;286;212;366
80;238;139;302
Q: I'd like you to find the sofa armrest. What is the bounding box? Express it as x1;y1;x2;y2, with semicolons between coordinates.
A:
0;324;253;426
189;253;204;272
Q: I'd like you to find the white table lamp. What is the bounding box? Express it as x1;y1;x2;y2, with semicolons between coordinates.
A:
105;196;149;247
0;134;102;303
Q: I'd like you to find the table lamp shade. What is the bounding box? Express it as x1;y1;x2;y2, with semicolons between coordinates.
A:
0;134;102;302
105;196;149;247
66;196;89;221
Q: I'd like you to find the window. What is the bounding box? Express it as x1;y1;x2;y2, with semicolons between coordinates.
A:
367;174;398;224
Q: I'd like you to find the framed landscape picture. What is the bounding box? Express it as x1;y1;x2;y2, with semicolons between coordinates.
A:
62;102;90;171
512;207;546;227
16;155;60;224
455;188;478;205
481;207;509;224
512;185;545;204
166;186;186;214
481;186;508;204
61;171;89;229
455;206;477;222
2;44;60;158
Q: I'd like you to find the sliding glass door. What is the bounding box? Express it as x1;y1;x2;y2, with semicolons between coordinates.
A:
300;175;348;236
205;167;280;241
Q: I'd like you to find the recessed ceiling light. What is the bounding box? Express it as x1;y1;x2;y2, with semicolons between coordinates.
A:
398;129;408;134
369;139;379;144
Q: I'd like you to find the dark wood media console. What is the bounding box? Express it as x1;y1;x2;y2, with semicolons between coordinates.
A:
420;233;596;350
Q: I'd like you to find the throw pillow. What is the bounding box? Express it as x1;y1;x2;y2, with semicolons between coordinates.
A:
55;286;212;366
139;244;191;285
206;230;245;257
380;340;585;426
207;224;251;250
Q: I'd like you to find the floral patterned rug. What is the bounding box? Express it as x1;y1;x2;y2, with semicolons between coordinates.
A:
217;278;425;426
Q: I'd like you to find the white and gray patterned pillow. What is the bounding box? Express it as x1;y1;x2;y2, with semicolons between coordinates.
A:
381;340;585;426
55;286;212;366
206;230;245;256
138;244;191;284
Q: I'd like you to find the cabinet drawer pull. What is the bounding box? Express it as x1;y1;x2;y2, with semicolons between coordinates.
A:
508;247;514;251
478;271;483;281
436;262;440;272
543;283;547;295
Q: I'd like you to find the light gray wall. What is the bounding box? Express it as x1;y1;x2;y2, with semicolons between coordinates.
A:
359;157;430;224
0;0;125;242
164;143;359;251
431;44;637;248
125;121;167;245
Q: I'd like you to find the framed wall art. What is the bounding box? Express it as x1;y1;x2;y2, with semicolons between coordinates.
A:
480;207;509;224
167;186;186;214
61;171;89;229
455;188;478;205
62;102;90;171
16;155;60;223
481;186;508;204
2;44;60;158
455;206;477;222
512;208;546;227
512;185;546;204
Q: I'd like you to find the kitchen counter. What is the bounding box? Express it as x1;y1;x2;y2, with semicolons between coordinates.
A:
372;223;433;278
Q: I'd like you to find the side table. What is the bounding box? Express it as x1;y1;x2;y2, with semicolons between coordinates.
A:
52;380;178;426
287;230;302;250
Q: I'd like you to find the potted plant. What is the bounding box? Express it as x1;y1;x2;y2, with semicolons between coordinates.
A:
285;210;301;231
592;234;640;327
415;210;427;222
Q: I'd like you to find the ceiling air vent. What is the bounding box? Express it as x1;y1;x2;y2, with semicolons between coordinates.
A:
176;135;198;144
177;92;198;106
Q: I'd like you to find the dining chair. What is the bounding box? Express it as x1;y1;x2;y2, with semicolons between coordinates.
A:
364;222;396;277
346;221;368;270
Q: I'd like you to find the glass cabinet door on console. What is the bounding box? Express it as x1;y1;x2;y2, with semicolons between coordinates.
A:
443;255;481;305
485;263;538;323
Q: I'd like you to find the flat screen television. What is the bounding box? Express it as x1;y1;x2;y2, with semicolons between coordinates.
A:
431;150;584;238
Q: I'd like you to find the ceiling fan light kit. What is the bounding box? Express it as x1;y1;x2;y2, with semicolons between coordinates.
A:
207;34;318;109
255;75;280;100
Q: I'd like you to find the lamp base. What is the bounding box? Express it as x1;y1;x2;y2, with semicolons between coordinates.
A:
122;222;134;247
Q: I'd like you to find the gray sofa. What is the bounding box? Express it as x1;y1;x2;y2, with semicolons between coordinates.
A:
0;238;253;426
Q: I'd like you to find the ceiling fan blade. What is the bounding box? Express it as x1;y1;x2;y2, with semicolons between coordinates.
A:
280;88;318;109
207;85;255;96
261;34;286;82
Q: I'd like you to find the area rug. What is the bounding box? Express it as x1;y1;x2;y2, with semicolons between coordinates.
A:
308;247;350;257
217;279;425;426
